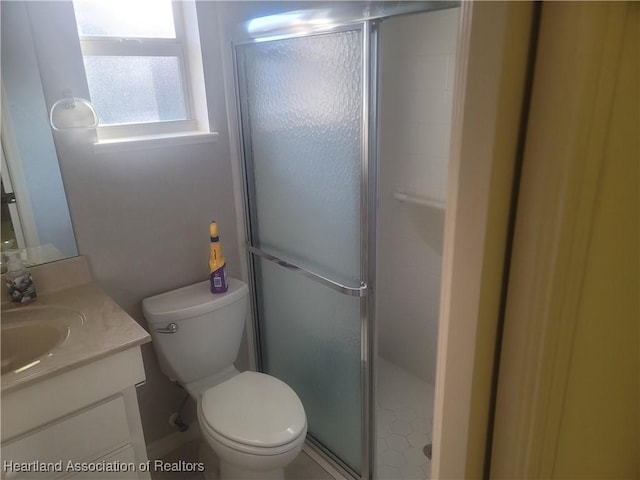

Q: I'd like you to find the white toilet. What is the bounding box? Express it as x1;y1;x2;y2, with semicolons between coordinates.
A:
142;278;307;480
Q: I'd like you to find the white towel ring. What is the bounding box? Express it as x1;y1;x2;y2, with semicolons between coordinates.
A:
49;96;99;131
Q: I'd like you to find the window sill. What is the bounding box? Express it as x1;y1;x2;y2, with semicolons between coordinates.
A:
92;131;219;154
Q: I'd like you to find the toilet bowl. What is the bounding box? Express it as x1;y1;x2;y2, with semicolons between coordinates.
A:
196;371;307;479
142;279;307;479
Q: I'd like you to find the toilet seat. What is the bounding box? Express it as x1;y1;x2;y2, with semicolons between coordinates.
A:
199;371;307;454
199;413;306;457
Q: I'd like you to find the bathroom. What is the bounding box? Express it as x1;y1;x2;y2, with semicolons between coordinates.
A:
0;1;547;479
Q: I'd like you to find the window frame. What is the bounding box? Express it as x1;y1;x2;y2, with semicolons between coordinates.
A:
75;1;198;140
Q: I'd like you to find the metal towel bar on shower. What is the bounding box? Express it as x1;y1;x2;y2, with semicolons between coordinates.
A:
247;245;368;297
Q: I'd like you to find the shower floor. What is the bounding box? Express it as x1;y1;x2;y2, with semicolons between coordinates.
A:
376;357;435;480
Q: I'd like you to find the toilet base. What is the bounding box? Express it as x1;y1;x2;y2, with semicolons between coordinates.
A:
220;461;284;480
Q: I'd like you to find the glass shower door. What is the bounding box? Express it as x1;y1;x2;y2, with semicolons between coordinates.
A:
235;24;373;477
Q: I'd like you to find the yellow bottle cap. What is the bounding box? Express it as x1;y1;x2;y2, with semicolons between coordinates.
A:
210;222;218;238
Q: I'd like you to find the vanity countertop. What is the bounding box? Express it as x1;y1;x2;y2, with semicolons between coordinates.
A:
1;258;150;394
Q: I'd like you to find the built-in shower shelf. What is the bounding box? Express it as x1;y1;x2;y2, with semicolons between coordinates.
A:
393;191;445;210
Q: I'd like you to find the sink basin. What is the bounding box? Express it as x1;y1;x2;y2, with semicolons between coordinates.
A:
1;306;85;375
1;324;66;375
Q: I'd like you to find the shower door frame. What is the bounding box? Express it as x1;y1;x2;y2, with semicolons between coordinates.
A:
233;21;378;480
232;3;460;476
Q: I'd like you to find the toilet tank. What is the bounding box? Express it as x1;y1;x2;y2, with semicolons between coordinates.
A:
142;278;249;384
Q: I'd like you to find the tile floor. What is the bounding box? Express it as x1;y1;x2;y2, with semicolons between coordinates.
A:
150;440;203;480
376;357;435;480
151;440;334;480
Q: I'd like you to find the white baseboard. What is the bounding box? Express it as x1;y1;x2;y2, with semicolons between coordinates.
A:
146;423;202;461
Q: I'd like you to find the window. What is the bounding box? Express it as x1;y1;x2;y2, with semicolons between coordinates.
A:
72;0;206;140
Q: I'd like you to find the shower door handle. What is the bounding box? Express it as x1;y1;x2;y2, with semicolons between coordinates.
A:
247;245;368;297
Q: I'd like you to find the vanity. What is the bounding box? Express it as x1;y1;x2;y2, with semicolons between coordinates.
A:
1;257;151;479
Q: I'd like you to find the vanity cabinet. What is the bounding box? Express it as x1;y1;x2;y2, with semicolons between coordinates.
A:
1;348;150;480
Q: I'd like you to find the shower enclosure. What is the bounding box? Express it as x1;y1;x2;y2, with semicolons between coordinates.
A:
233;4;459;479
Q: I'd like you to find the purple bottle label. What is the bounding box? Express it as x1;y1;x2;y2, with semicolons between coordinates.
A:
210;265;228;294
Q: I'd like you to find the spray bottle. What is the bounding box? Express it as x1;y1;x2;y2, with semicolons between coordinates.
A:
209;221;228;294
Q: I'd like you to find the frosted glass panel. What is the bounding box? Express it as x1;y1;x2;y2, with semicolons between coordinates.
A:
84;56;187;125
256;259;362;471
237;28;364;473
240;30;362;284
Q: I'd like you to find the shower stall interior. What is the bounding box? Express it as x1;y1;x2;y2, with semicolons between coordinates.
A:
233;4;460;479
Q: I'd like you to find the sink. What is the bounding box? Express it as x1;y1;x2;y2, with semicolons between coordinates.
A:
1;306;85;375
1;323;66;375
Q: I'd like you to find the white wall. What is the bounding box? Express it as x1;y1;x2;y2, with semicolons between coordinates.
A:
21;1;244;443
376;8;459;383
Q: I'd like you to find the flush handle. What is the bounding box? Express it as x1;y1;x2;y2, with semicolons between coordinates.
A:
155;323;178;334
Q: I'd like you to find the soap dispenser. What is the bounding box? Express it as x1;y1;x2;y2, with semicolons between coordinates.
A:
5;251;36;304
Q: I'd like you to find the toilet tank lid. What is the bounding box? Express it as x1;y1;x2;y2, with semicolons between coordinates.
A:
142;278;248;324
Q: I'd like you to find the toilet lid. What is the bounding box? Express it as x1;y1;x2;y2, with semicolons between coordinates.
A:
200;372;306;448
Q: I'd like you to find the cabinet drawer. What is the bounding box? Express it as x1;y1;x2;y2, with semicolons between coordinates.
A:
2;396;130;479
63;444;144;480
